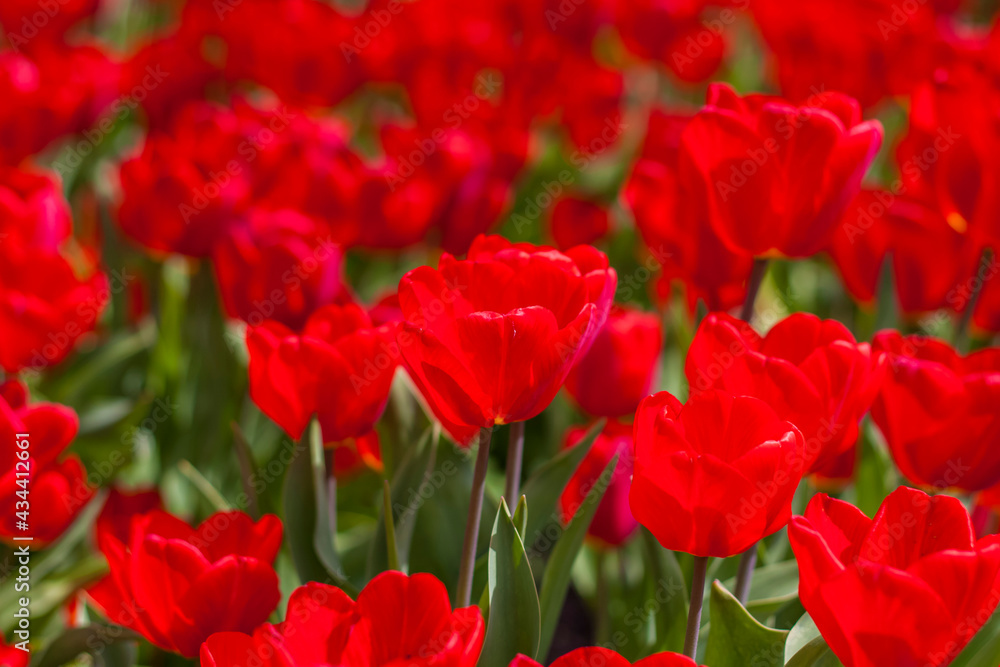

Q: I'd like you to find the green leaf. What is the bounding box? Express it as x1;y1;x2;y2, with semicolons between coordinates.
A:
520;420;603;549
784;637;842;666
952;609;1000;667
782;613;842;665
368;425;437;577
705;580;788;667
479;500;541;667
283;420;356;595
855;424;896;518
722;558;799;603
513;495;528;538
31;625;140;667
537;453;618;659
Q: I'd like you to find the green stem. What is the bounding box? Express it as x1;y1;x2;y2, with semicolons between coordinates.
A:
734;545;758;605
684;556;709;660
740;258;770;322
456;426;493;607
505;421;525;503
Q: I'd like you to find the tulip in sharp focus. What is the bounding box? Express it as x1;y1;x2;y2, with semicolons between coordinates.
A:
396;234;616;441
872;331;1000;491
630;389;804;557
789;487;1000;667
200;570;484;666
682;83;883;257
686;312;885;475
89;510;282;658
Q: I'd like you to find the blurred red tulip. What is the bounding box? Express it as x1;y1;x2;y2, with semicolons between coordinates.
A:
564;305;662;419
549;196;611;251
397;235;616;438
789;488;1000;667
0;0;100;51
512;646;701;666
872;331;1000;491
625;110;753;312
559;421;638;548
200;571;484;666
752;0;947;108
631;389;803;558
246;303;398;444
682;83;882;257
0;379;91;545
0;241;108;373
0;166;71;250
89;510;282;658
212;208;349;330
687;312;885;474
95;486;163;545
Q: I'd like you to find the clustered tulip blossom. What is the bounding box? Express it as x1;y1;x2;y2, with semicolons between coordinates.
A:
10;0;1000;664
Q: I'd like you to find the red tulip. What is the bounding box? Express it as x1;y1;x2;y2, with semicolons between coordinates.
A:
752;0;946;108
827;189;980;313
0;379;92;545
625;110;754;313
789;487;1000;667
0;166;71;251
631;389;803;558
246;303;398;445
0;241;109;373
549;196;610;251
397;235;616;438
871;331;1000;491
212;208;349;330
95;486;163;545
687;312;885;474
200;571;484;666
559;421;638;548
89;510;282;658
0;0;100;51
564;305;662;419
511;647;701;666
614;0;729;83
682;83;882;258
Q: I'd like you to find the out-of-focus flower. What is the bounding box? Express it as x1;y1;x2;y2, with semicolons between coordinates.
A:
615;0;730;83
0;636;28;667
559;420;638;548
0;166;71;250
246;303;398;445
0;241;108;373
687;312;885;474
682;83;882;258
212;208;349;330
95;486;163;545
631;389;803;557
0;0;100;51
0;45;118;165
0;379;91;545
200;571;484;666
396;235;616;439
872;331;1000;491
512;647;701;666
789;488;1000;667
564;305;661;419
89;510;282;658
625;110;753;312
549;196;610;251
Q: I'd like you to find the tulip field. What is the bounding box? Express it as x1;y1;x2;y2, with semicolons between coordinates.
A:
4;0;1000;666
